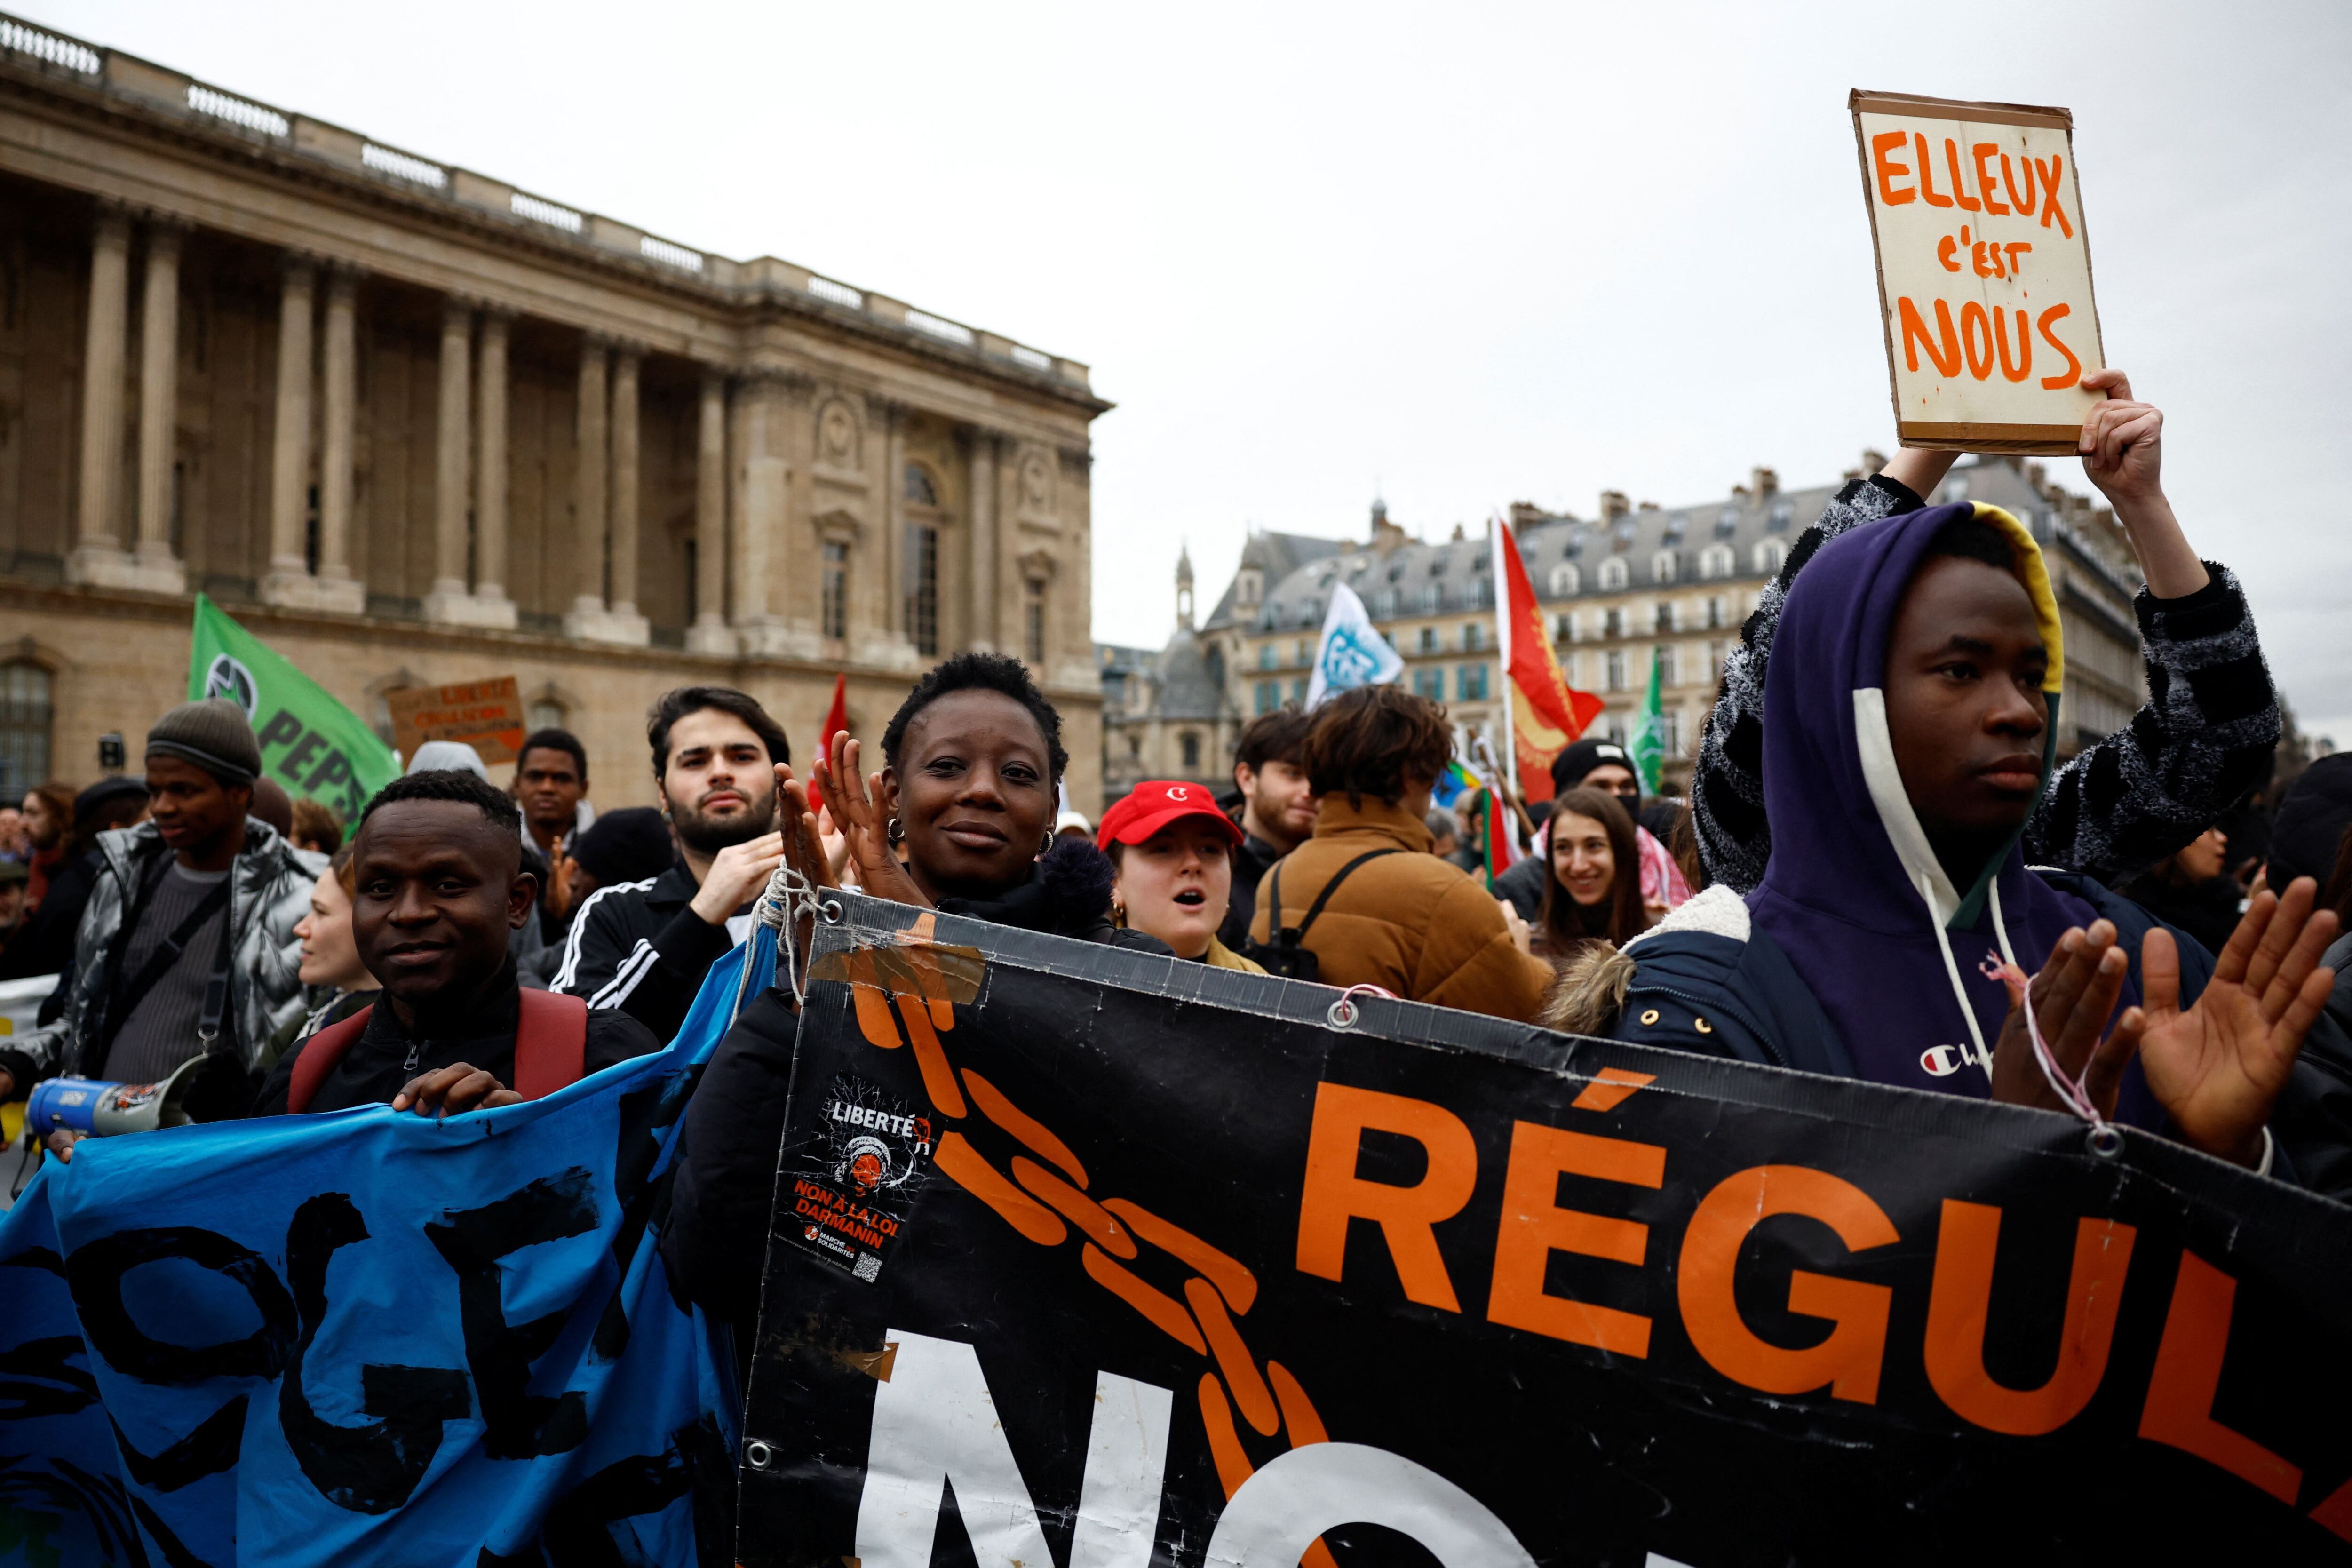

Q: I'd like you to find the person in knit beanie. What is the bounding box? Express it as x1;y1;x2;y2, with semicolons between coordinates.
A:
4;700;315;1147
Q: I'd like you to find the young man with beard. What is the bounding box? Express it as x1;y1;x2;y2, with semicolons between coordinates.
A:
257;771;660;1115
554;687;791;1042
1218;706;1318;950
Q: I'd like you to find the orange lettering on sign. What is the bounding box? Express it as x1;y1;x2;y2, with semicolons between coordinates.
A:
2033;155;2075;236
1943;138;1982;213
1960;302;1996;381
2000;153;2036;218
1487;1121;1665;1356
1914;133;1953;208
1924;1202;2134;1436
1871;131;1914;205
1972;143;2010;215
1993;308;2034;383
1295;1082;1478;1312
2036;304;2083;390
2138;1250;2302;1504
1898;296;1963;378
1678;1165;1899;1404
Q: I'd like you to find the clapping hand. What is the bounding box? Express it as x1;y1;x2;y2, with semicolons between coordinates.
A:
812;730;932;910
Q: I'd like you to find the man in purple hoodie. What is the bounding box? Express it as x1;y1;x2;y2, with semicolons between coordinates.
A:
1549;494;2345;1190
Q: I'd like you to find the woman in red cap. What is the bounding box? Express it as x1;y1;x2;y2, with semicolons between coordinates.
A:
1098;781;1267;973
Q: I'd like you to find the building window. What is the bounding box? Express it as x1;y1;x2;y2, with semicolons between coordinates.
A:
1605;650;1626;691
821;541;850;641
1752;539;1787;575
1660;645;1680;687
1604;607;1624;639
1462;621;1484;652
905;463;939;507
1660;708;1683;757
1181;732;1200;770
1258;644;1276;671
1128;734;1142;758
1456;664;1489;702
526;697;566;732
1708;639;1728;684
1549;563;1580;596
1652;549;1678;584
1288;678;1307;704
1255;680;1279;715
1555;613;1575;644
1598;557;1629;591
1707;595;1726;629
1295;638;1311;667
904;523;940;656
1701;543;1734;580
0;661;53;799
1413;668;1445;700
1417;626;1437;655
1421;584;1442;614
1374;589;1397;618
1654;601;1675;633
1025;579;1047;666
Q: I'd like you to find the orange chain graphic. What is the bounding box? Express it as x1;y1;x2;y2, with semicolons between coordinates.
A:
811;915;1343;1566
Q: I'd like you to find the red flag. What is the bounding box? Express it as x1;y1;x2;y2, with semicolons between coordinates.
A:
808;673;848;815
1496;524;1603;802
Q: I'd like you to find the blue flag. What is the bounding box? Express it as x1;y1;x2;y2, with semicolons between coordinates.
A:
1304;581;1405;707
0;943;771;1566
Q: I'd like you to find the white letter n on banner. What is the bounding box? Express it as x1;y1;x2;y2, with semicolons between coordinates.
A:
853;1328;1173;1568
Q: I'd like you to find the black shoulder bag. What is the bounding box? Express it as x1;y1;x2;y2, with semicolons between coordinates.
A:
1240;849;1400;982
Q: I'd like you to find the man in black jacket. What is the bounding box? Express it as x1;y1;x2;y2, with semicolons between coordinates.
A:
256;771;661;1115
1218;706;1316;950
553;688;792;1043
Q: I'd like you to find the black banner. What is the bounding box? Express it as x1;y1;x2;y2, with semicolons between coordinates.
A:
739;896;2352;1565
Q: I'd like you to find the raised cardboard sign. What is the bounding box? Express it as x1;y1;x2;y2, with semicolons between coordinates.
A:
1851;90;2104;454
384;675;527;767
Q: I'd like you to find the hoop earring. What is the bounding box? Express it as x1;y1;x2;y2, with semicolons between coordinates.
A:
1039;830;1055;857
887;818;906;847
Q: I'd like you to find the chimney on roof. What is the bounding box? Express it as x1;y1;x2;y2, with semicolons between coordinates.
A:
1449;522;1466;541
1369;497;1408;554
1598;490;1630;522
1859;448;1888;477
1636;499;1659;511
1751;466;1779;498
1508;501;1551;532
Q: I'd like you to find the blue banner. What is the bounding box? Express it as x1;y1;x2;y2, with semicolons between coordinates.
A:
0;942;768;1566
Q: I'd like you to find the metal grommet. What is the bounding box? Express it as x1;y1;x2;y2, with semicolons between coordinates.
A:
1639;1008;1661;1027
743;1440;774;1469
818;896;845;924
2086;1124;2124;1160
1692;1017;1712;1035
1327;998;1359;1030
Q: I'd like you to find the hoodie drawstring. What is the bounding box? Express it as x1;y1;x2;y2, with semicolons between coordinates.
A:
1921;874;2021;1082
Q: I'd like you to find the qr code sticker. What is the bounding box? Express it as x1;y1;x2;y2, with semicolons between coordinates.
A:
852;1252;882;1283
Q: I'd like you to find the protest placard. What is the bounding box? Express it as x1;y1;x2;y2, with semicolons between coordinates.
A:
741;895;2352;1564
385;675;528;766
187;594;398;820
1851;90;2104;454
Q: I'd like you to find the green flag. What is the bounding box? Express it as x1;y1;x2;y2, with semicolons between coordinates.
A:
187;594;399;822
1627;643;1665;796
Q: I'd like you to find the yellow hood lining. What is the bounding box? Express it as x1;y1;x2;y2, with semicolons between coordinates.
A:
1971;501;2064;696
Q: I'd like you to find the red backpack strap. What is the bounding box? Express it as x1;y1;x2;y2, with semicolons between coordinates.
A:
286;1003;375;1114
513;990;590;1100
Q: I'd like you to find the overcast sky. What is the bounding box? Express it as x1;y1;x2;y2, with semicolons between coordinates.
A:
33;0;2351;745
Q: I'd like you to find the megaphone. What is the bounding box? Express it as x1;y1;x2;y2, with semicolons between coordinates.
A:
26;1054;208;1138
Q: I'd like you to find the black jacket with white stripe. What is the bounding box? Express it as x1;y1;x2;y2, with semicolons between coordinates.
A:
552;859;740;1044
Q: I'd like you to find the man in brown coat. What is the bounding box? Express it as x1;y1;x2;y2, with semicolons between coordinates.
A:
1252;685;1552;1021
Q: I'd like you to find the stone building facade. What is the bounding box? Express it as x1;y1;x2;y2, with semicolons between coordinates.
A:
1102;456;2146;805
0;13;1109;808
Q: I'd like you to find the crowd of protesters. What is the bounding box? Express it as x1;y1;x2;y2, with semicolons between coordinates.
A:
3;372;2350;1230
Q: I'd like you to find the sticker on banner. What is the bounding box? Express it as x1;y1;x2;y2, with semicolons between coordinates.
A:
782;1072;936;1282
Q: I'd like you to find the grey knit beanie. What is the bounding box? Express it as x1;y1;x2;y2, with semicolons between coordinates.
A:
146;699;261;786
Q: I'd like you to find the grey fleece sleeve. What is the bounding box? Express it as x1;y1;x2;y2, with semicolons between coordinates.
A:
1692;476;2281;895
1692;474;1917;893
2024;564;2278;883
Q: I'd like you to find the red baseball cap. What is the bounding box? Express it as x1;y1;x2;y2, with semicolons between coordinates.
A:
1097;781;1244;850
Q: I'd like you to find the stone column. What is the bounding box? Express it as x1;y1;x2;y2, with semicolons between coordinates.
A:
564;337;611;637
421;299;475;623
966;430;998;652
311;266;366;613
130;218;186;592
862;397;917;671
685;371;734;654
469;309;517;628
728;372;794;653
259;258;319;606
589;345;649;644
66;205;136;587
